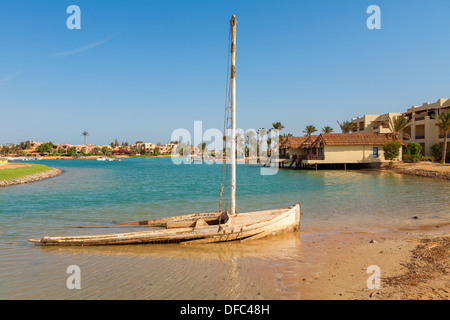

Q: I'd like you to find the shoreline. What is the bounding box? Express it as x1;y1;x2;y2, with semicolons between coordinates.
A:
371;162;450;180
0;167;62;187
279;222;450;300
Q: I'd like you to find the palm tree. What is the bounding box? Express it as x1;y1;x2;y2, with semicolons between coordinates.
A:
271;122;285;132
436;112;450;164
303;125;317;136
280;133;293;138
337;120;356;133
388;115;411;140
321;126;334;133
81;131;89;145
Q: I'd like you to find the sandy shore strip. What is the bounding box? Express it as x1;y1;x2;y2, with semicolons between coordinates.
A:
0;167;62;187
279;223;450;300
376;162;450;180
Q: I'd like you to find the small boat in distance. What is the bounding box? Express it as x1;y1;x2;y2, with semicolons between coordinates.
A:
97;157;120;162
28;15;300;246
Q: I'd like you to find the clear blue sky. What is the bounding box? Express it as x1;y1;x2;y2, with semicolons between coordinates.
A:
1;0;450;145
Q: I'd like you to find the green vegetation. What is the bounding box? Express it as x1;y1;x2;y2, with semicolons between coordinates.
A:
431;143;450;163
303;125;317;136
404;142;422;163
271;122;285;131
337;120;357;133
383;141;402;162
67;147;77;156
388;115;411;140
36;142;54;153
321;126;334;133
0;164;53;181
435;112;450;164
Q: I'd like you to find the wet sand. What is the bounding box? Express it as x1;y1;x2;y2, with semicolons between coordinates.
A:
280;223;450;300
11;222;448;300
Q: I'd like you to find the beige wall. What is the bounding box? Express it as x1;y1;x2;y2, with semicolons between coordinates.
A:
352;113;402;134
304;144;402;164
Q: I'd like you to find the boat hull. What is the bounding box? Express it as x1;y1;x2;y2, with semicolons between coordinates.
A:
28;204;301;246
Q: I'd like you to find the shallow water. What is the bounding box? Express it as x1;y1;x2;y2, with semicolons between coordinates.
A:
0;158;449;299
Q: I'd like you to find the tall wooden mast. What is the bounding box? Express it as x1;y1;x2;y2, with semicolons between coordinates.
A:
230;15;237;215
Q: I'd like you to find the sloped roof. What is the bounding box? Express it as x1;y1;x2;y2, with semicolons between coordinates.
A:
299;135;319;149
311;133;405;147
279;136;308;149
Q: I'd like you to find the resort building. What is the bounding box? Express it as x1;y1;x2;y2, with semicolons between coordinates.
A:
280;133;404;169
402;99;450;156
135;142;156;154
304;133;403;165
352;113;402;134
352;99;450;157
159;143;177;154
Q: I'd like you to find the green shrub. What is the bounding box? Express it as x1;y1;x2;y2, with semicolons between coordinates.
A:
430;143;450;162
430;143;441;161
383;141;402;162
404;142;422;163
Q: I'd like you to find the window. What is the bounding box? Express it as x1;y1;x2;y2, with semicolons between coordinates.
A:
373;147;379;158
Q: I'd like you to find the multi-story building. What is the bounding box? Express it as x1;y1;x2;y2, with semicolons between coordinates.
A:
135;142;156;154
159;143;177;154
352;99;450;157
402;99;450;156
352;113;402;134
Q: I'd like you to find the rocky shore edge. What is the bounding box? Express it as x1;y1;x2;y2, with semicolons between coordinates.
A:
381;164;450;180
0;168;63;187
369;162;450;180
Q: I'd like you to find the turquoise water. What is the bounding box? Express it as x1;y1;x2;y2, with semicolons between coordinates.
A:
0;158;449;299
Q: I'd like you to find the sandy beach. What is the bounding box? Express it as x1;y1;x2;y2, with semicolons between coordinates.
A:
279;223;450;300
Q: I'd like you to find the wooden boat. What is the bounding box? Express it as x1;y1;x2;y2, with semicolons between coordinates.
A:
28;15;301;246
28;205;300;246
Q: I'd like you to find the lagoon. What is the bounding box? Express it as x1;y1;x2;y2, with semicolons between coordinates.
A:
0;158;449;299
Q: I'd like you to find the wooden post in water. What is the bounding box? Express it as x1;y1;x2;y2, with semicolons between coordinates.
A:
230;15;237;215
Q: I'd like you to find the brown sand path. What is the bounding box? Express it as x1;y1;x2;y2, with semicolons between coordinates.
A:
0;163;32;170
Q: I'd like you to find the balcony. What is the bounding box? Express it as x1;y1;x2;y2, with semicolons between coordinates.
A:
439;134;450;139
415;135;425;140
414;116;425;121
